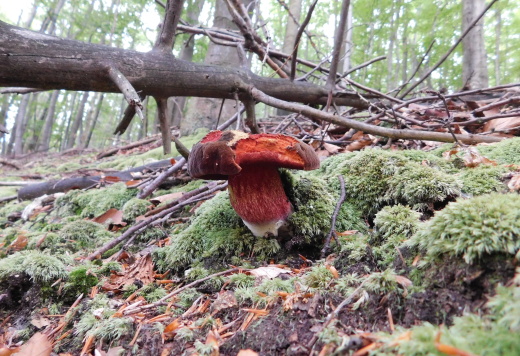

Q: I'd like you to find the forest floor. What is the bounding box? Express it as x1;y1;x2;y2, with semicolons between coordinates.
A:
1;115;520;355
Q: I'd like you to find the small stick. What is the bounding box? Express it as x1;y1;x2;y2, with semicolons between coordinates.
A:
321;175;346;258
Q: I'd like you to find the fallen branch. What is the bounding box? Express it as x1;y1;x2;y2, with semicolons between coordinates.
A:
249;87;502;144
96;135;160;159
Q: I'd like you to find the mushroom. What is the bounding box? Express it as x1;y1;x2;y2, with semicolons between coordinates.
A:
188;130;320;237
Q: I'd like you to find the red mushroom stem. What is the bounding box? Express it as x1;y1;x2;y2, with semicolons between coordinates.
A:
227;164;292;236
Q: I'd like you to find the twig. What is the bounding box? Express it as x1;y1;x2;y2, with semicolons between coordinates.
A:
86;182;227;260
401;0;499;97
248;86;502;144
343;78;403;104
96;135;160;159
106;66;144;121
137;158;186;199
307;279;368;350
338;55;386;81
290;0;318;81
326;0;350;91
123;267;246;315
321;175;346;258
173;136;190;159
155;97;172;154
394;40;434;98
471;95;520;114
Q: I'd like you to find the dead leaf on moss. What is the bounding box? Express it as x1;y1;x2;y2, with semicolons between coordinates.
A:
210;291;237;314
15;332;52;356
443;146;497;167
150;192;183;205
8;234;28;252
93;208;125;227
102;253;154;291
507;173;520;191
30;315;51;329
249;266;292;279
394;275;413;288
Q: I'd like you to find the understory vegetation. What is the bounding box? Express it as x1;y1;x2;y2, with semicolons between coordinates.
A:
0;137;519;355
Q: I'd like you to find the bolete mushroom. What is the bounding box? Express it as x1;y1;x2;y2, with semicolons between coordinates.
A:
188;130;320;237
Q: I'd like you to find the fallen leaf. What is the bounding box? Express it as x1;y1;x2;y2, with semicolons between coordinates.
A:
204;330;221;356
0;345;20;356
150;192;183;205
394;275;413;288
125;180;142;188
507;173;520;191
102;254;154;291
93;209;124;226
248;266;292;279
237;350;259;356
7;234;28;252
15;332;52;356
30;315;51;329
325;265;339;279
163;319;180;340
242;308;269;316
336;230;359;236
210;291;237;314
103;176;121;183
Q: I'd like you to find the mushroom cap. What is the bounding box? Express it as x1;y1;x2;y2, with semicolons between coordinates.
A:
188;130;320;179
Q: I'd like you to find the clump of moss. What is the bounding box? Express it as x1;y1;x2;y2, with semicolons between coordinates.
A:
314;150;461;216
409;193;520;264
0;251;67;283
64;265;99;296
477;137;520;164
458;165;508;196
373;205;421;266
58;220;113;251
122;198;150;221
154;191;255;271
286;175;366;239
303;265;335;289
70;183;136;218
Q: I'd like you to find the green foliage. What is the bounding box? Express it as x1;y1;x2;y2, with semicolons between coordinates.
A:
176;288;201;310
58;220;112;251
409;193;520;263
138;284;167;303
338;233;371;264
87;317;133;341
0;251;67;283
458;164;509;196
122;198;150;221
364;269;402;294
228;273;255;288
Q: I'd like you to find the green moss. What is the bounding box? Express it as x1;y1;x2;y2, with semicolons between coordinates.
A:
64;265;99;295
303;265;335;289
314;150;461;216
409;193;520;264
138;284;167;302
458;165;509;196
228;273;255;288
58;220;113;251
0;200;29;219
154;191;253;271
286;175;366;239
0;251;67;283
122;198;150;221
96;128;209;171
71;183;136;218
477;137;520;164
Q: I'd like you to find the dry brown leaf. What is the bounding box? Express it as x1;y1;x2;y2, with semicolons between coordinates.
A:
103;176;121;183
15;332;52;356
150;192;183;205
345;135;373;152
507;173;520;191
125;180;142;188
242;308;269;316
462;147;497;167
205;330;221;356
394;275;413;288
101;254;154;291
30;315;51;329
210;291;237;314
322;142;341;154
248;266;292;279
93;209;124;226
237;350;259;356
0;345;20;356
336;230;359;236
163;319;180;340
8;234;28;252
325;265;339;279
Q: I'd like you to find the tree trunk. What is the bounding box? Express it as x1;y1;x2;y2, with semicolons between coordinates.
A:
180;0;253;134
38;90;60;152
462;0;489;89
12;94;31;156
338;1;353;74
82;93;104;148
494;7;501;85
65;91;89;150
171;0;204;128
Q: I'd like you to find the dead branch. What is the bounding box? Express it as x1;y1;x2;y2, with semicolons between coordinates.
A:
290;0;318;81
153;0;184;53
249;86;502;144
96;135;161;159
137;158;186;199
326;0;350;91
106;66;144;122
86;181;227;261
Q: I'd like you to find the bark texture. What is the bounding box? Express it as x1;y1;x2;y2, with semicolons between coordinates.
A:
462;0;489;89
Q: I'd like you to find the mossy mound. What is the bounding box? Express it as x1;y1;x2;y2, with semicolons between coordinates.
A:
409;193;520;264
458;164;509;196
155;174;367;272
54;183;136;218
122;198;150;221
310;149;461;215
56;220;113;252
0;251;68;283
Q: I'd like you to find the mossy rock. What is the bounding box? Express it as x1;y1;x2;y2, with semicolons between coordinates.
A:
409;193;520;264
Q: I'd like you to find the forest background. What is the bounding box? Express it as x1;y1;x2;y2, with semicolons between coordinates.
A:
0;0;518;156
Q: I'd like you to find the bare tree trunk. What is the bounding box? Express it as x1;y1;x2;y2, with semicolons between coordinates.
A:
171;0;204;128
338;1;353;74
494;7;501;85
82;93;104;148
40;0;66;34
180;0;252;134
65;91;89;149
462;0;489;89
38;90;60;152
12;94;31;156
